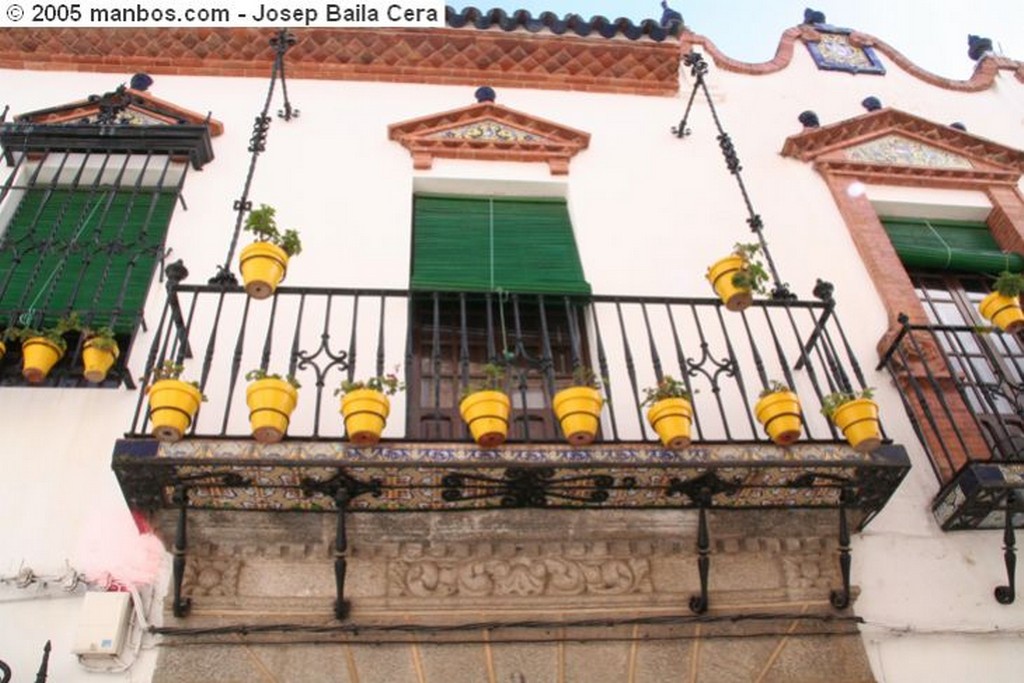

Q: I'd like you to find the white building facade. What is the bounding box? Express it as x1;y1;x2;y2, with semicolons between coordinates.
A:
0;7;1022;681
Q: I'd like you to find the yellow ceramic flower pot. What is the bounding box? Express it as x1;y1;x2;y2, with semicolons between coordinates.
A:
552;386;603;445
82;339;119;383
148;379;204;442
831;398;881;453
754;390;802;446
239;241;290;300
340;388;390;446
646;397;694;449
21;337;64;384
979;292;1024;334
0;340;6;362
246;378;299;443
706;254;752;312
460;390;511;448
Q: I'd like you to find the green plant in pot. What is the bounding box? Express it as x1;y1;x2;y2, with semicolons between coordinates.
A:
820;387;880;453
336;367;404;446
642;375;695;449
754;379;802;446
146;359;207;442
245;368;301;443
15;313;81;383
460;363;511;448
238;204;303;300
552;365;605;446
706;242;769;312
979;270;1024;334
81;325;119;383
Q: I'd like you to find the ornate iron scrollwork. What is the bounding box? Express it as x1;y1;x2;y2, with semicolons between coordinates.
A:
441;467;624;507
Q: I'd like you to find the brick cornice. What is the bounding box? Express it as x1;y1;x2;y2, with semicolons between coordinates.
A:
0;27;680;96
388;101;590;174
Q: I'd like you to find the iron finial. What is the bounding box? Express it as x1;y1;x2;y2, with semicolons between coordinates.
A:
798;110;820;128
968;35;993;61
803;8;826;25
474;86;496;103
861;96;882;112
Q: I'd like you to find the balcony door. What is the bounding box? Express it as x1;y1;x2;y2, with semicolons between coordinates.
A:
911;271;1024;459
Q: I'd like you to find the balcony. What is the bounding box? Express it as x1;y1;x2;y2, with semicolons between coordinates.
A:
879;316;1024;531
112;272;909;527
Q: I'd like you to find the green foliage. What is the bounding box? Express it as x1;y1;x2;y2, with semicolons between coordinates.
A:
461;363;507;398
244;204;303;257
336;366;404;396
149;359;207;399
820;387;875;419
8;312;83;353
993;271;1024;298
84;326;118;353
245;368;301;389
759;380;791;398
569;365;601;390
729;242;770;295
642;375;693;407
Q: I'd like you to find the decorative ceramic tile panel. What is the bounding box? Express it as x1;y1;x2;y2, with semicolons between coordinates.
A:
805;26;886;75
430;120;540;143
846;135;972;169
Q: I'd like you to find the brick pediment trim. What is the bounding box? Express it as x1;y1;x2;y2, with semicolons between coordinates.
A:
781;108;1024;186
388;102;590;175
14;85;224;137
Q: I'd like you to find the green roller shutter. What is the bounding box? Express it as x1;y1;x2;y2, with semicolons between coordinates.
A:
0;188;176;332
411;195;591;295
882;217;1024;274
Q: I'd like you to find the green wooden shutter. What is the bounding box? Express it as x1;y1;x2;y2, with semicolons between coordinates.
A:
0;188;176;332
410;195;591;295
882;217;1024;274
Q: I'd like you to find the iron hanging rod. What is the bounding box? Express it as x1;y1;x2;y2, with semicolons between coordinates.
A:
211;29;299;286
673;52;794;301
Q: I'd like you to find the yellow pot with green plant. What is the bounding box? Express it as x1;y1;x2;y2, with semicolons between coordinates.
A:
81;326;119;383
643;375;695;449
147;360;206;442
821;388;880;453
12;313;80;383
552;366;604;446
460;363;511;448
754;381;802;446
238;204;303;300
337;367;403;446
706;242;768;312
979;271;1024;334
245;369;300;443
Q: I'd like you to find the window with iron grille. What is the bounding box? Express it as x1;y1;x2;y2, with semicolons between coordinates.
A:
408;195;592;442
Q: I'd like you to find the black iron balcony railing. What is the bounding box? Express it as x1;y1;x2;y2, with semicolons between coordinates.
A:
879;314;1024;531
126;271;883;447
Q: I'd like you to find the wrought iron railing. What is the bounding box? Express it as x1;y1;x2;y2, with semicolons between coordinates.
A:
125;268;883;448
878;314;1024;483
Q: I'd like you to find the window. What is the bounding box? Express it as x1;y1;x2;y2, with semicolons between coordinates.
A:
408;195;591;442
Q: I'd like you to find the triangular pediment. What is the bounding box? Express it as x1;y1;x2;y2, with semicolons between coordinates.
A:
388;101;590;175
782;108;1024;184
14;84;223;137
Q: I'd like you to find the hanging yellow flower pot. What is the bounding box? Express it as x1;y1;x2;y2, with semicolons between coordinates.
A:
0;340;6;362
148;378;204;442
82;337;120;383
239;242;290;300
246;377;299;443
979;292;1024;334
823;391;881;453
754;388;802;446
460;390;511;448
552;386;603;446
21;337;65;384
340;389;390;446
646;397;694;449
706;254;751;312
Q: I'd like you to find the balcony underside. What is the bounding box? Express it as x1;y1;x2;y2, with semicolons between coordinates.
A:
113;439;909;530
934;462;1024;531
